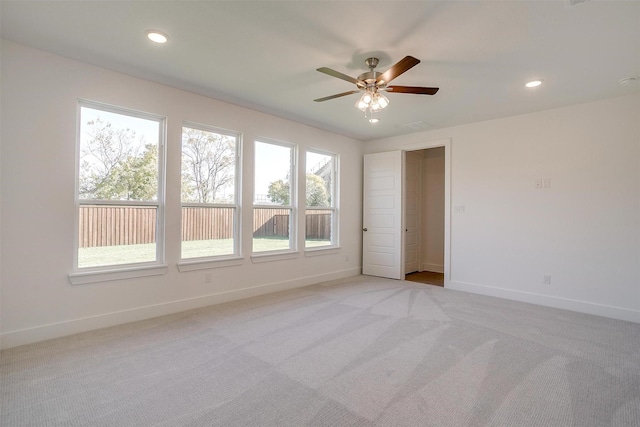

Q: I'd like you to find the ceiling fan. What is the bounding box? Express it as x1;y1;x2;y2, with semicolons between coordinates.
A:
314;56;439;122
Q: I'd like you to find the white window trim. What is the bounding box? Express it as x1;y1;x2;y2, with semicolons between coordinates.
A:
180;122;243;263
70;100;166;283
177;256;244;272
69;264;168;285
252;138;298;255
304;246;341;256
251;250;300;263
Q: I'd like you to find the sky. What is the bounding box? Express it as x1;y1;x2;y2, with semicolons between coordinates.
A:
253;142;331;201
80;105;331;203
80;106;160;153
254;141;291;201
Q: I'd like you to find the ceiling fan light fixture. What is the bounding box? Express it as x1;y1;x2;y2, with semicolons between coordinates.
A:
376;92;389;109
356;89;389;114
369;118;380;124
316;55;436;122
356;91;373;111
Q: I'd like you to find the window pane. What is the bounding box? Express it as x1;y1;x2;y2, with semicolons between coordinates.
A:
181;127;236;204
77;103;163;270
79;107;159;202
306;151;335;248
253;208;291;252
180;125;239;260
181;207;235;258
306;152;333;208
305;209;332;247
254;141;292;206
78;205;157;268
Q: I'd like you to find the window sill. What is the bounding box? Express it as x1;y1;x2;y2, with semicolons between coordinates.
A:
304;246;341;257
68;264;168;285
251;250;299;263
177;256;244;272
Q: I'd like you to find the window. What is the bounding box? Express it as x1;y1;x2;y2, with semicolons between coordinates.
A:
305;150;337;248
75;102;165;270
181;124;240;260
253;140;296;253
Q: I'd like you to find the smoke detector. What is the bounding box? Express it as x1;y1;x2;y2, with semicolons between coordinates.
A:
566;0;590;7
401;120;431;130
618;77;638;86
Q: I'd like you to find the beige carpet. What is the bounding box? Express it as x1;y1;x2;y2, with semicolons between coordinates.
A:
2;275;639;426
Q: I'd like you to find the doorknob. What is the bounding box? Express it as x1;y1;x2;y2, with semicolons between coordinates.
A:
363;228;368;232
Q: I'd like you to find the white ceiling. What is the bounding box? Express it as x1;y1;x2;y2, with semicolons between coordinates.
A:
1;0;639;141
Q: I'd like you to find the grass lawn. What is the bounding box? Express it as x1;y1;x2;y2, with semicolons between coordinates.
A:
79;237;332;267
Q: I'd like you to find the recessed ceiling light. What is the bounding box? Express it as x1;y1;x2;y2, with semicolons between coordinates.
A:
146;30;168;44
525;80;543;88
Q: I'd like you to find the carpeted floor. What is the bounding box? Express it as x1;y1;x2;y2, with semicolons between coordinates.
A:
1;275;639;426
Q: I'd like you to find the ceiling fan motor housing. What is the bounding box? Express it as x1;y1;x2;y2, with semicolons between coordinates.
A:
357;71;383;89
365;57;379;69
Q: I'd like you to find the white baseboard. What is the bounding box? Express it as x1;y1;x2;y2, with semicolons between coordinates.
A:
447;280;640;324
0;267;361;350
421;263;444;274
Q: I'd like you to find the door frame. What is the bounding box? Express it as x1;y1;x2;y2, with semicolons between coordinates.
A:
401;138;451;287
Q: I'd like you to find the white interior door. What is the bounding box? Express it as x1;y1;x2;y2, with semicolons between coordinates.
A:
362;151;403;280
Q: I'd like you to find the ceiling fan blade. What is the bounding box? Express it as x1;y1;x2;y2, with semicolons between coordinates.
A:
314;90;360;102
317;67;359;85
376;56;421;85
386;86;439;95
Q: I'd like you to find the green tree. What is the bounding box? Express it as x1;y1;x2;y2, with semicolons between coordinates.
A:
306;174;329;206
267;174;330;206
181;128;235;203
267;179;290;205
116;145;158;200
79;118;157;200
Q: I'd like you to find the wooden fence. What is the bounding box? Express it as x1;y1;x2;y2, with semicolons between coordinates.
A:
182;206;234;240
305;209;332;240
79;206;332;248
78;206;157;248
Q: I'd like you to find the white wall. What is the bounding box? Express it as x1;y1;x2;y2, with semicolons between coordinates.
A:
0;40;363;349
421;147;445;273
366;94;640;322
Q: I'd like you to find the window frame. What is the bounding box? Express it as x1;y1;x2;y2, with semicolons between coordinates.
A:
178;122;242;268
69;100;167;284
251;138;298;258
304;149;339;252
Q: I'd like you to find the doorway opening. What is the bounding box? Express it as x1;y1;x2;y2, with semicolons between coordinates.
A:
404;147;445;287
405;271;444;286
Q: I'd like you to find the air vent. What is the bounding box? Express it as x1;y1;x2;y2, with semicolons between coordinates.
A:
401;120;431;130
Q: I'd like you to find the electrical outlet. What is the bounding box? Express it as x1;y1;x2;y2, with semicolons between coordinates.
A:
543;275;551;285
205;273;212;283
535;179;542;188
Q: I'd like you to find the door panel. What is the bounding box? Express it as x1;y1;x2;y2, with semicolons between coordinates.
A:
363;151;403;279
